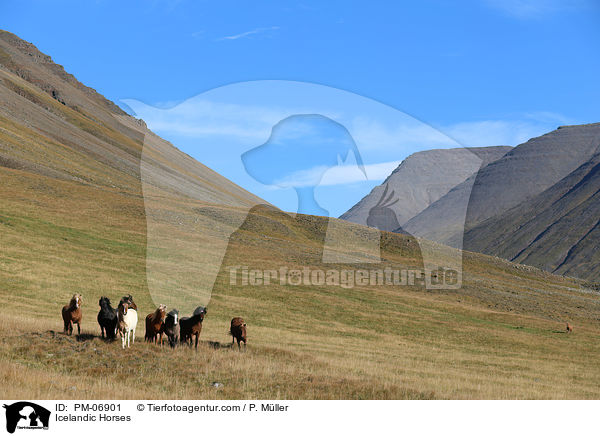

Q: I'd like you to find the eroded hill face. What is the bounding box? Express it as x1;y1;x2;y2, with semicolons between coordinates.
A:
403;124;600;246
464;152;600;281
0;30;264;207
340;146;512;231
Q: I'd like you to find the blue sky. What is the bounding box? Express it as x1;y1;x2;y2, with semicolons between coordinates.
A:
2;0;599;216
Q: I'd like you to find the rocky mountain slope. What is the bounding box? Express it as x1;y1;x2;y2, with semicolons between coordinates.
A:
340;146;511;231
463;152;600;281
403;124;600;246
0;29;264;208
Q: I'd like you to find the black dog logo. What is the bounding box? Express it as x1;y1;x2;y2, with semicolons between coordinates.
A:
3;402;50;433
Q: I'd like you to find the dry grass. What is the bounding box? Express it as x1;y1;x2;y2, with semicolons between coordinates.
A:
1;170;600;399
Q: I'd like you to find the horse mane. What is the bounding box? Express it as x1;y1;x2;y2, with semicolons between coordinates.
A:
150;304;166;322
118;301;129;316
69;294;81;309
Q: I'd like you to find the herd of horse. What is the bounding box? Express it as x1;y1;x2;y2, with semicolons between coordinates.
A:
61;294;248;350
61;293;575;350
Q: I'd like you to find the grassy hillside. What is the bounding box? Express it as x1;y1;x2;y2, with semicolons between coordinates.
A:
2;169;600;399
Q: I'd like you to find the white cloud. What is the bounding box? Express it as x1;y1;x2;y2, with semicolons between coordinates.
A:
522;111;573;125
126;96;573;151
217;26;280;41
349;117;456;151
486;0;592;19
124;98;301;142
323;160;401;185
440;112;573;147
273;160;402;188
159;105;455;151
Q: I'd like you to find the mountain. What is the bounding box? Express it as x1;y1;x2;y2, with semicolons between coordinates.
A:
463;152;600;281
0;29;269;315
0;29;263;208
340;146;511;231
403;123;600;246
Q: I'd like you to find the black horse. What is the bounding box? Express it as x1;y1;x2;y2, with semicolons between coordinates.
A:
180;306;207;349
97;297;118;340
161;309;180;348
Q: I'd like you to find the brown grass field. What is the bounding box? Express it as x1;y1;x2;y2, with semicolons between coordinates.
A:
1;166;600;400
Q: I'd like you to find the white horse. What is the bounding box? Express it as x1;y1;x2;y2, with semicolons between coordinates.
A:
117;302;138;349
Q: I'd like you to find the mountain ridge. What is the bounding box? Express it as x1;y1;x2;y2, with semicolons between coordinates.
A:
463;152;600;281
340;145;512;231
0;29;265;208
403;123;600;247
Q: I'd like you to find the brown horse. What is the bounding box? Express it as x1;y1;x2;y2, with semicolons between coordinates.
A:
145;304;167;344
230;317;247;350
566;322;573;333
62;294;82;336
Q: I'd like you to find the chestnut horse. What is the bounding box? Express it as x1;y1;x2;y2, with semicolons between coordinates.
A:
145;304;167;344
62;294;82;336
566;322;573;333
230;317;247;350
